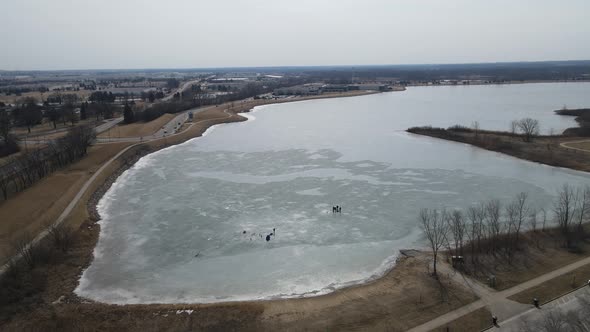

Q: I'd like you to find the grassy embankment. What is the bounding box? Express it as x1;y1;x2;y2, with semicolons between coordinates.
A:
1;244;479;331
429;307;492;332
453;227;590;290
508;262;590;305
97;113;176;138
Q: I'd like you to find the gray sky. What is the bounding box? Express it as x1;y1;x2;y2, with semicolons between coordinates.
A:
2;0;590;70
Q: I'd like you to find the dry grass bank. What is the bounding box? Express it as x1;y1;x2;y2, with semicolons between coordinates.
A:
455;230;590;291
2;249;478;332
98;114;175;138
261;254;478;331
0;142;132;265
429;306;492;332
564;141;590;151
508;262;590;305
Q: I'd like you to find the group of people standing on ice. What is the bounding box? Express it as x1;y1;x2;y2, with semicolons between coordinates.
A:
243;228;276;242
239;204;344;246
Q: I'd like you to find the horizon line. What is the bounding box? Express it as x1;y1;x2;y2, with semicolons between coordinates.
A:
2;59;590;73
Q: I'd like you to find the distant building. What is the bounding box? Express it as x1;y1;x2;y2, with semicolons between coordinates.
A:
348;84;390;91
321;84;349;93
273;83;324;96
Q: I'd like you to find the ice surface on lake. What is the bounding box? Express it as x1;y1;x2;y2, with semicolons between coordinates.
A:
77;83;590;304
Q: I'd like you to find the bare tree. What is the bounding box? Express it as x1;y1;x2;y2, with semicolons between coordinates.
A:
554;184;578;248
449;210;466;256
0;170;14;200
516;118;540;142
519;299;590;332
11;233;37;269
514;192;530;244
486;199;502;253
48;223;73;252
419;208;450;278
0;109;11;142
510;120;518;135
472;121;480;139
575;186;590;232
466;206;480;264
528;209;542;248
540;208;548;232
528;210;538;232
505;202;518;259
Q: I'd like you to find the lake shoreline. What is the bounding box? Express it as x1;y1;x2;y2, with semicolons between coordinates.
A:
407;126;590;173
77;89;416;304
2;88;482;331
3;83;590;330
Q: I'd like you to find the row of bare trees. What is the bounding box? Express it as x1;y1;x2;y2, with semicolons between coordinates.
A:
0;125;96;201
419;185;590;277
554;184;590;249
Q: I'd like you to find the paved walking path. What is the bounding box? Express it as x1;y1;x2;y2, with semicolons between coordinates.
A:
495;286;590;331
560;139;590;152
407;255;590;332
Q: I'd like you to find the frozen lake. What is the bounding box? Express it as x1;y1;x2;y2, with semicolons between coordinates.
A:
77;83;590;304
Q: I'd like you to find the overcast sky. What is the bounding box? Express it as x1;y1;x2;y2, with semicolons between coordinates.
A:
2;0;590;70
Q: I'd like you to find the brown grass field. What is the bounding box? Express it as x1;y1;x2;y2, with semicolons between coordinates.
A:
453;230;590;291
98;114;175;138
0;142;132;265
3;249;479;331
563;141;590;152
429;306;492;332
508;262;590;305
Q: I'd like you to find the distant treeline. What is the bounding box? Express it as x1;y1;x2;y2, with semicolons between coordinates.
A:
302;61;590;83
125;78;307;124
555;108;590;136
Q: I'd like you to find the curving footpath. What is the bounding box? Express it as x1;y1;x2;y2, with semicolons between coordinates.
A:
560;139;590;153
407;255;590;331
